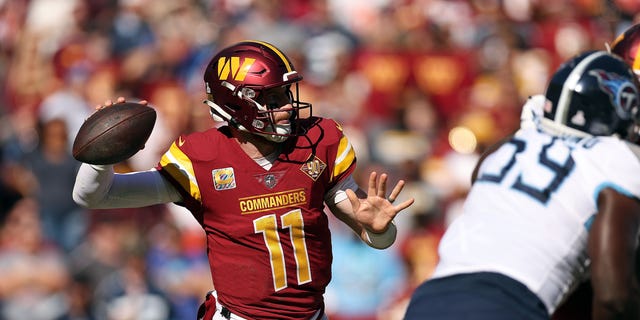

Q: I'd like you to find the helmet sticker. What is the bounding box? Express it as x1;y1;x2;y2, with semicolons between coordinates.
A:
570;110;586;126
589;69;638;120
217;57;256;81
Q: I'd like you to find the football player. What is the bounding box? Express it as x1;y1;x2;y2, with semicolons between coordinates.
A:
72;40;414;320
553;23;640;319
404;50;640;320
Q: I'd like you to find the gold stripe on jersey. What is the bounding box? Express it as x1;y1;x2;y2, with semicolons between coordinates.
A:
635;46;640;72
160;143;201;202
239;188;307;215
332;135;355;182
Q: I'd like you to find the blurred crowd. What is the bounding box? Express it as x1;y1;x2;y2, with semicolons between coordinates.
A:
0;0;638;319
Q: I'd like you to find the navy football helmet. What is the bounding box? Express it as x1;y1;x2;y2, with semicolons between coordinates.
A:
203;40;311;142
542;51;640;138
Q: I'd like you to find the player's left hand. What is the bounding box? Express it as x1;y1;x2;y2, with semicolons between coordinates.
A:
346;171;415;233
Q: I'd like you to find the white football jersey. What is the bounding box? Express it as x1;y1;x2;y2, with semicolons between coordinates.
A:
432;126;640;314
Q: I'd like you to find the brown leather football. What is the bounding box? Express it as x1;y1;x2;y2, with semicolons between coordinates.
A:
72;102;156;165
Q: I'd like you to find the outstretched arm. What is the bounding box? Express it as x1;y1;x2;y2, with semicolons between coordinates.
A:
72;163;182;209
72;97;182;209
326;172;414;249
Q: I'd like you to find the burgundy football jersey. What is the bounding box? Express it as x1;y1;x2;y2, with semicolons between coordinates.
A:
157;117;356;319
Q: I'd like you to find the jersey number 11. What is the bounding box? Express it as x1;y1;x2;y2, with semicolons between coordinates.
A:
254;209;312;291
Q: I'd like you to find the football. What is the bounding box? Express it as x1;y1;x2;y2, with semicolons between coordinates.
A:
72;102;156;165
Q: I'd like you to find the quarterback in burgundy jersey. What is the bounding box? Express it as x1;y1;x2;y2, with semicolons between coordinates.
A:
73;40;414;320
158;117;355;318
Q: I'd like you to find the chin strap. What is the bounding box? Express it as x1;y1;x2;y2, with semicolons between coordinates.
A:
202;99;291;143
202;99;247;131
204;100;225;122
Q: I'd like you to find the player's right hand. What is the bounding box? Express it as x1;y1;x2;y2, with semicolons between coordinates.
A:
96;97;149;110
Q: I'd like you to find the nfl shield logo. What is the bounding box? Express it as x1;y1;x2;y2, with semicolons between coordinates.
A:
212;167;236;190
253;171;286;189
264;174;276;188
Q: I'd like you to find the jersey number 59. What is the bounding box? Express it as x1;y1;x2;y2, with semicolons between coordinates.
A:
476;137;575;204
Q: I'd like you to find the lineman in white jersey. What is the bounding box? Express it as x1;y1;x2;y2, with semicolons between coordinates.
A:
405;50;640;320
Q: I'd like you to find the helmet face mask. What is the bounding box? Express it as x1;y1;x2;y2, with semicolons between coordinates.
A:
203;41;312;142
542;51;640;139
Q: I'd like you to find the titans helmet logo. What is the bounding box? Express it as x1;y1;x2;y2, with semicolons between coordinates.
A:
589;69;639;120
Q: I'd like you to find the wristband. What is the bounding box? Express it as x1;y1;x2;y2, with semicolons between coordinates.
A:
364;222;397;249
90;164;112;171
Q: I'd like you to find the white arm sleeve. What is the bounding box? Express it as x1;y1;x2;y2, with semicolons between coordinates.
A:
72;163;182;209
324;175;359;205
